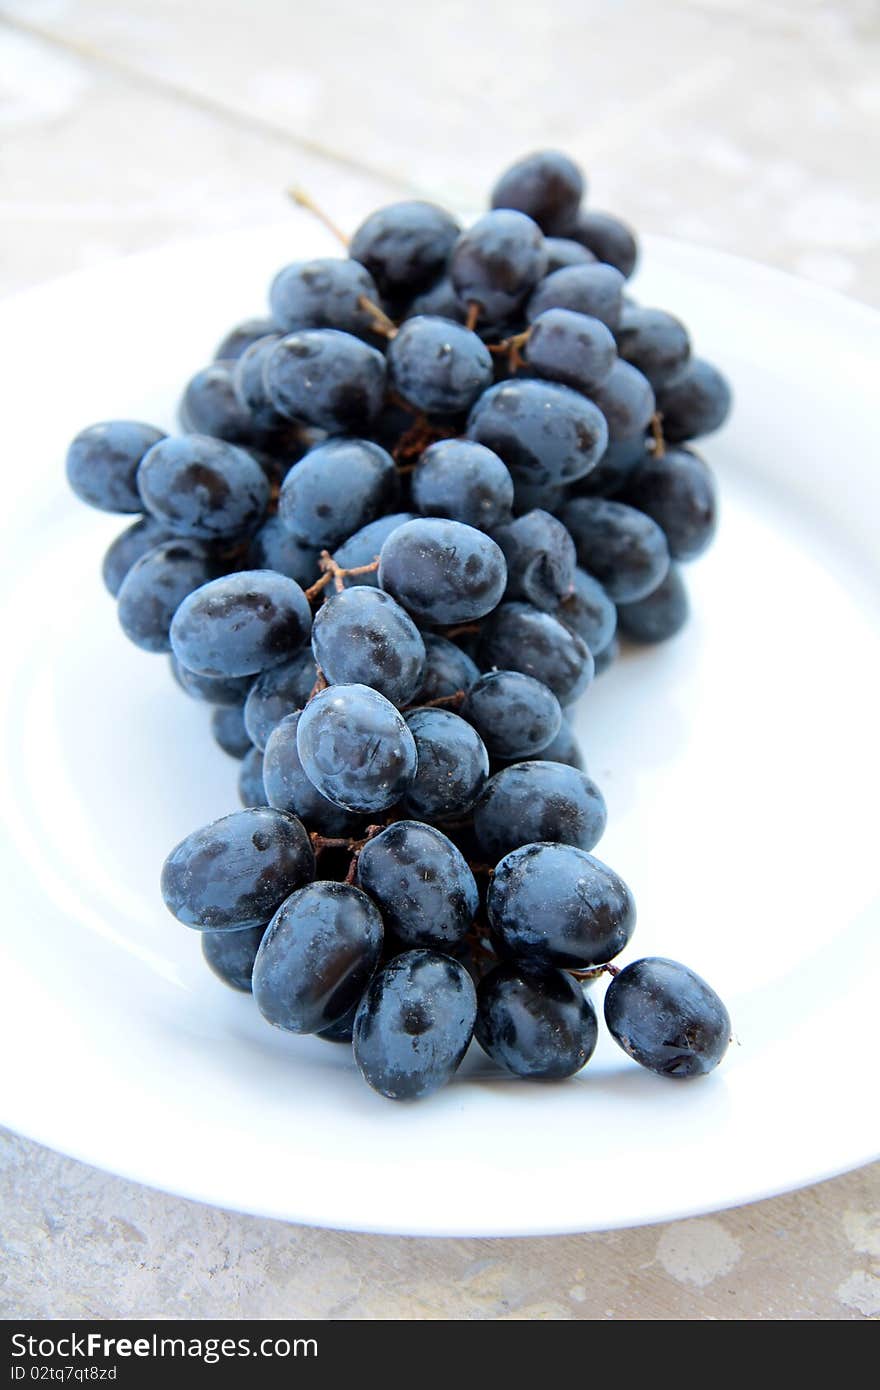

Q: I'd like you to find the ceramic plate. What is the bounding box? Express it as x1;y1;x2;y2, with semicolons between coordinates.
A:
0;219;877;1235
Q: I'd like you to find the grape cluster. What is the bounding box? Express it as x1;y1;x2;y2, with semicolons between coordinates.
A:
67;151;732;1102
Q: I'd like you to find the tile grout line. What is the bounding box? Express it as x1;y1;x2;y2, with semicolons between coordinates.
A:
1;13;417;198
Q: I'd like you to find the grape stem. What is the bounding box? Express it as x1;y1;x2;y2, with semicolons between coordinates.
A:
465;301;481;332
487;327;530;372
439;620;481;638
304;551;380;601
287;187;349;248
308;667;328;700
568;963;621;981
650;411;666;458
391;412;457;467
403;688;466;712
357;295;398;339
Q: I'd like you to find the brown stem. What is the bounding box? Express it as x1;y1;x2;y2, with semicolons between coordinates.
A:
465;301;481;332
357;294;398;339
305;552;380;602
287;187;349;248
309;667;328;700
650;411;666;459
404;688;467;712
440;621;481;639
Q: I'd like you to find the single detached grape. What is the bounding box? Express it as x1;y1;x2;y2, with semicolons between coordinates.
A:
488;842;636;968
561;497;670;604
265;329;386;435
296;683;417;812
473;760;606;860
161;807;314;931
66;420;165;513
262;712;361;834
403;707;489;821
378;518;507;625
277;437;398;549
467;379;608;488
353;950;477;1101
387;316;493;417
356;820;478;949
463;670;562;761
476;964;598;1079
604;957;731;1078
311;585;426;706
490;150;584;236
450;210;547;323
617;564;689;643
137;434;270;540
253;881;383;1034
202;924;266;993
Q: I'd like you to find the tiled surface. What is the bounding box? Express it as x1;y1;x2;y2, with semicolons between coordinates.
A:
1;0;878;1321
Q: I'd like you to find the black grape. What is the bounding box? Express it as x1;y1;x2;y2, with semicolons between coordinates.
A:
526;263;625;330
450;210;547;323
620;446;717;561
473;760;606;859
604;958;731;1078
296;683;417;812
403;707;489;820
490;150;584;236
211;703;252;759
202;924;266;992
349;201;460;300
356;820;478;949
656;358;732;442
277;438;398;549
311;585;426;705
561;497;670;604
387;316;493;417
170;570;312;678
479;602;594;705
262;712;361;834
411;439;514;532
243;648;317;750
476;964;598;1079
66;420;164;514
118;538;219;653
468;378;608;488
265;329;386;435
493;508;577;611
617;564;689;643
378;518;507;625
463;670;562;760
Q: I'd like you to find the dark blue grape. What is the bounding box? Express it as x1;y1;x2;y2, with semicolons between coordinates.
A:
527;263;625;330
277;437;397;549
202;924;265;992
102;516;171;596
411;634;480;703
467;379;607;488
231;334;291;435
593;636;619;676
169;654;253;707
179;361;256;444
589;361;655;442
311;585;425;705
553;565;617;655
476;964;598;1078
378;518;507;625
137;434;269;540
269;258;382;338
474;760;606;860
331;511;417;587
404;276;466;323
265;329;386;435
533;719;584;770
617;564;689;643
316;1000;359;1044
214;317;277;362
118;538;218;653
569;209;638;278
572;436;648;497
526;307;617;394
463;670;562;760
493;508;577;611
238;746;267;806
387;316;493;417
491;150;584;235
262;712;361;834
620;446;717;561
66;420;164;513
511;476;569;516
450;210;547;323
604;957;731;1078
253;881;383;1034
247;516;319;585
349;201;460;299
479;602;594;705
161;806;314;931
656;358;732;442
403;708;489;820
296;683;417;812
411;439;513;532
356;821;477;949
243;648;317;750
561;497;669;604
211;703;251;759
488;843;635;968
170;570;312;677
543;238;595;273
353;949;477;1101
616;305;690;389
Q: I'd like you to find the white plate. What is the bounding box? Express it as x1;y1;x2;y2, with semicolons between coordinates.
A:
0;221;878;1237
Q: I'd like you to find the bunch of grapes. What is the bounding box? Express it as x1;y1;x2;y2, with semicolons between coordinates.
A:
66;151;733;1102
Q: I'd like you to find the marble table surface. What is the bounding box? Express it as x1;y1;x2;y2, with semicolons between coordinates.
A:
1;0;877;1320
